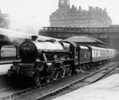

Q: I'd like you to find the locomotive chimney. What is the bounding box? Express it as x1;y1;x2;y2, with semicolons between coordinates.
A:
31;35;38;41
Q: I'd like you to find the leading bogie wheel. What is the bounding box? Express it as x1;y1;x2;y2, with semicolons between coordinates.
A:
33;73;42;87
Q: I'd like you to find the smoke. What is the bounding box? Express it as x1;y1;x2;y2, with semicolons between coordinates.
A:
9;16;42;34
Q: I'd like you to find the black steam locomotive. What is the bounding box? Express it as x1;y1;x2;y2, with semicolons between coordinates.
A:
8;38;116;87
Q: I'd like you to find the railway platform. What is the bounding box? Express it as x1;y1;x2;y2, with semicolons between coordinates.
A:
53;73;119;100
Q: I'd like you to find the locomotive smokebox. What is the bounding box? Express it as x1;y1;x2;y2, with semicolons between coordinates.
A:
19;39;38;62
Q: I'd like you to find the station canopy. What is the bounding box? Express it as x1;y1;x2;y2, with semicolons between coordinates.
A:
64;36;103;44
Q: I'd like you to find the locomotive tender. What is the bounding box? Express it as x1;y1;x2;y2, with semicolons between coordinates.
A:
8;38;117;87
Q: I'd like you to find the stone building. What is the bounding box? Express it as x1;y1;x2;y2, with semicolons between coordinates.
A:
50;0;112;27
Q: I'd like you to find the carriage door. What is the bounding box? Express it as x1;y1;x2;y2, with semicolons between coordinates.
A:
80;46;91;64
76;46;80;65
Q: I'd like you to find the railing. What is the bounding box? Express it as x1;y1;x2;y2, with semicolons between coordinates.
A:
40;26;119;33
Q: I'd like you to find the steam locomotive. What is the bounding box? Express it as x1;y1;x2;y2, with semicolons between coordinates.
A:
8;38;117;87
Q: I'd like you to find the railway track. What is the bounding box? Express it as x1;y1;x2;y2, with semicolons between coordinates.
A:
41;62;119;100
0;61;118;100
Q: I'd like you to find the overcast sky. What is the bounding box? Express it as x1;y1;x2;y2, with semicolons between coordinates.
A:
0;0;118;31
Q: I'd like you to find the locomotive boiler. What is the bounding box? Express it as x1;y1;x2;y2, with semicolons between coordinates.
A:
8;38;117;87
